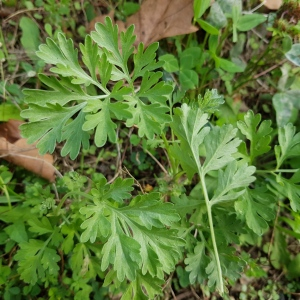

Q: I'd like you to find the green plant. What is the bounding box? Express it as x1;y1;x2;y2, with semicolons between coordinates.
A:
1;12;300;300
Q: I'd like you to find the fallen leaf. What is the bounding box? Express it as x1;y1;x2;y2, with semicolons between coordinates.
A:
126;0;198;46
0;138;56;182
0;119;23;143
264;0;282;10
0;120;56;182
89;0;198;47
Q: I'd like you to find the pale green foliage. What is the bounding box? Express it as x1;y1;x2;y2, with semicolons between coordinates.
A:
237;110;273;163
171;101;256;293
20;17;172;159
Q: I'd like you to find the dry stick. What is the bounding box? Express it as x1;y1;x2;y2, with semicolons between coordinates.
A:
268;203;281;258
254;59;288;80
122;166;145;194
144;149;168;175
3;8;43;24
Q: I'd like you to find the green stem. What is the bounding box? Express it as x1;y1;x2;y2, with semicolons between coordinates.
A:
161;132;177;176
0;176;11;209
199;171;224;294
256;169;299;174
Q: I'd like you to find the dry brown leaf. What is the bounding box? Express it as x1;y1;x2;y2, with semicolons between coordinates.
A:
126;0;198;46
264;0;282;10
0;119;23;143
0;120;56;182
0;137;56;182
88;0;198;47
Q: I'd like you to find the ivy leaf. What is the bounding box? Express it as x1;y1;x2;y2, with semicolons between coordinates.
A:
203;125;241;174
237;110;273;163
275;123;300;168
185;242;210;284
235;188;276;235
210;161;256;205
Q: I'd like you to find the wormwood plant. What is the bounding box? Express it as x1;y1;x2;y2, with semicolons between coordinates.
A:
4;17;298;299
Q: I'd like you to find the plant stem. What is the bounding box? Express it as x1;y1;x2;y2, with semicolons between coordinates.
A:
199;171;224;294
0;176;11;209
256;169;299;174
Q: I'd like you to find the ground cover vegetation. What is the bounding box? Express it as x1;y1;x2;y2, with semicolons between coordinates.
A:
1;0;300;299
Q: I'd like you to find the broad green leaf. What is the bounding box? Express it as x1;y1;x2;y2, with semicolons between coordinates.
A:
216;57;244;73
4;221;28;243
275;123;300;169
179;47;202;69
236;14;266;31
210;161;256;205
197;19;219;35
235;188;276;235
179;69;198;90
185;242;210;284
159;54;179;73
194;0;210;19
272;91;300;127
20;102;86;154
203;124;241;174
172;104;210;172
285;43;300;66
19;17;40;60
237;110;273;163
270;228;290;269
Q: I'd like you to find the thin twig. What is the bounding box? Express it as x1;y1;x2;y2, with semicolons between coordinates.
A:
254;59;287;79
122;167;145;194
144;149;168;175
3;8;43;24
